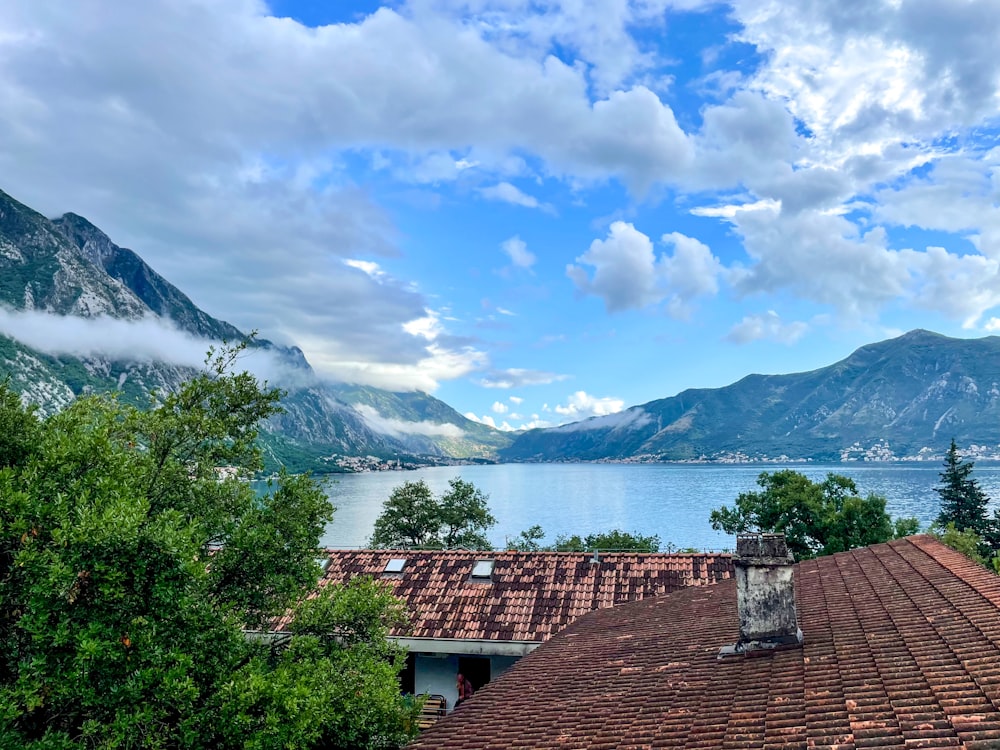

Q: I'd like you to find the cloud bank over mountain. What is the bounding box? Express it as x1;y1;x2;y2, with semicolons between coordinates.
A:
2;0;999;429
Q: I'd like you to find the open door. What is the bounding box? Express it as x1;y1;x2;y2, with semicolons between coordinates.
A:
458;655;491;694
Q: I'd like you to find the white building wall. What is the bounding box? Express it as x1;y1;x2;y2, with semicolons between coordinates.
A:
413;652;526;712
414;654;460;710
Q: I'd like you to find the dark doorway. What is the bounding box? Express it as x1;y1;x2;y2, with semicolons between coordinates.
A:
399;653;415;694
458;656;491;694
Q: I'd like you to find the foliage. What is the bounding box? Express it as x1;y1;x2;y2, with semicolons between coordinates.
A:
369;478;496;550
931;522;989;567
505;525;546;551
0;377;39;469
709;470;919;560
504;526;660;552
0;342;418;749
553;529;660;553
935;439;993;540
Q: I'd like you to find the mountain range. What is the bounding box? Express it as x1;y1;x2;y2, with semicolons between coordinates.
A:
501;329;1000;462
0;187;509;471
3;185;1000;469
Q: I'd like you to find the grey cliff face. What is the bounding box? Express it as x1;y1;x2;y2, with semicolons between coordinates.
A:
0;187;508;469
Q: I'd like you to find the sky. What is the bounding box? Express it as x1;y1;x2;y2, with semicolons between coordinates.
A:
1;0;1000;431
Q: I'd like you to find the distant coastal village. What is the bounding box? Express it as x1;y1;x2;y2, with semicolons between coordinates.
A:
327;440;1000;473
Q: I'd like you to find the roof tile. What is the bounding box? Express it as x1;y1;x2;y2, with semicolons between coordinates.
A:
410;536;1000;749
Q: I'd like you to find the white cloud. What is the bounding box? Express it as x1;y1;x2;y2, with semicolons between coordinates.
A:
567;221;663;312
660;232;724;319
318;342;489;393
343;259;388;281
480;182;552;212
0;308;314;387
726;311;809;345
551;406;653;432
479;367;570;389
403;309;446;341
0;0;698;397
463;412;516;431
553;390;625;419
509;395;524;405
726;206;913;319
690;199;780;218
0;309;210;366
491;400;509;414
500;236;537;271
354;403;464;438
568;222;723;316
729;0;1000;166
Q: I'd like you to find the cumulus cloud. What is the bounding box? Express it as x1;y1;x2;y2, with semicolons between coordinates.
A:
726;311;809;345
568;222;723;315
500;236;537;271
553;390;625;419
354;404;464;438
478;367;570;389
567;222;663;312
659;232;724;319
491;400;509;414
726;205;913;318
729;0;1000;165
0;0;699;396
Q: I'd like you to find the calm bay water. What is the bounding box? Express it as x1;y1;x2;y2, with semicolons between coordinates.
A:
315;462;1000;551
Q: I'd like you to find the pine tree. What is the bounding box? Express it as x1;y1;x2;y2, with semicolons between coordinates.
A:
935;438;991;537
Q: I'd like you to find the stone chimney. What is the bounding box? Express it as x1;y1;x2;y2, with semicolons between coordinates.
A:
719;532;801;657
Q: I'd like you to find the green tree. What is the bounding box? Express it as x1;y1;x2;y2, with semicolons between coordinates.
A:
554;529;660;553
505;525;546;551
0;345;418;749
370;477;496;550
504;527;660;552
935;439;992;538
0;377;39;469
369;480;439;549
931;522;988;566
709;470;917;560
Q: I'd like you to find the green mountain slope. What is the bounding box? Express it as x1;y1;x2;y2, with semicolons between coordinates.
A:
501;330;1000;462
0;187;509;469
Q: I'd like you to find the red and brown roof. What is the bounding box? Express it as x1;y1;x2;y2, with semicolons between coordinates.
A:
306;549;733;642
411;535;1000;749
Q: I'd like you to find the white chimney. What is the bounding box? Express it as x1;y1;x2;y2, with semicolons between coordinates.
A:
719;533;801;657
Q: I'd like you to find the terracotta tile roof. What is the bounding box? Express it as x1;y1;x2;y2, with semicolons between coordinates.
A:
301;549;733;642
410;535;1000;749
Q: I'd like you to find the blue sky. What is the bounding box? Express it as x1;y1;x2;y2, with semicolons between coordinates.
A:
2;0;1000;430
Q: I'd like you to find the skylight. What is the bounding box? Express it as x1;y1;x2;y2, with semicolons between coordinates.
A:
383;558;406;574
471;559;495;579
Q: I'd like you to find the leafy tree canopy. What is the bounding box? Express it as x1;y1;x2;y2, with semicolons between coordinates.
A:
370;477;496;550
505;526;661;553
709;469;918;560
0;344;417;750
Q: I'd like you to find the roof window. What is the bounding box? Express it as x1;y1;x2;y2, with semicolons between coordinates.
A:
383;558;407;574
471;559;495;580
